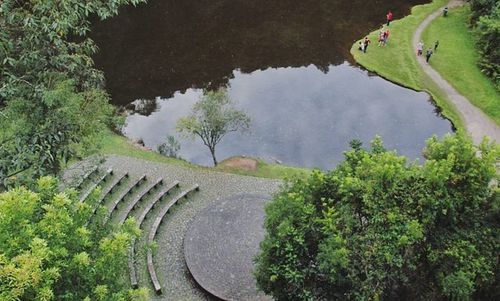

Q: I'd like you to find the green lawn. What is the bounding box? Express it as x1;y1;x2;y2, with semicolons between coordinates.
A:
99;130;310;180
100;130;195;168
422;5;500;125
350;0;464;130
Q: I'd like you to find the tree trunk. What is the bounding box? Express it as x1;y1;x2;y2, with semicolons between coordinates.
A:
209;146;218;166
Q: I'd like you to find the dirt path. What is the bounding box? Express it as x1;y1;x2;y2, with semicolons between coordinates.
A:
413;0;500;144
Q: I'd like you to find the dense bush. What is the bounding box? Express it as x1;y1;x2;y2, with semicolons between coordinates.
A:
255;134;499;300
469;0;500;89
469;0;498;24
0;177;148;300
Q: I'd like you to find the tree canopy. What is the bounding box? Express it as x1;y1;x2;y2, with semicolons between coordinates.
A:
0;0;145;190
469;0;500;89
0;176;148;301
255;134;499;300
177;89;250;166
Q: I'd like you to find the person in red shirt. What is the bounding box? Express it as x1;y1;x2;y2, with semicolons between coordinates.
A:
383;28;390;46
386;10;393;26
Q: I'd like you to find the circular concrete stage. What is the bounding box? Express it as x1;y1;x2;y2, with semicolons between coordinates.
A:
184;194;272;301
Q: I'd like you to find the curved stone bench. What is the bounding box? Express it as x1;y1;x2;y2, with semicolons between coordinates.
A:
79;168;113;202
129;180;180;289
91;172;129;216
147;184;200;294
119;177;163;225
74;166;99;190
106;174;146;222
137;181;180;228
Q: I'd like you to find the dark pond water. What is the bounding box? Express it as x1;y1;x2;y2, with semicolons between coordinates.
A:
91;0;452;169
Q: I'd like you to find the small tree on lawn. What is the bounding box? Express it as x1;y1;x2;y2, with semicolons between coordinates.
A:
176;89;250;166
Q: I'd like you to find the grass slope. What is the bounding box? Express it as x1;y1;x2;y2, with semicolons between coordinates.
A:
422;5;500;125
350;0;464;130
100;130;310;180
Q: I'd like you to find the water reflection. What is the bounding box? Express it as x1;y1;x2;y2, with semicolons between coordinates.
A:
124;63;452;169
91;0;429;108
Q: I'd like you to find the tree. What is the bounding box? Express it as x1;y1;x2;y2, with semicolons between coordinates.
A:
177;89;250;166
469;0;498;24
0;79;114;190
255;134;499;301
0;176;149;301
0;0;145;190
469;0;500;89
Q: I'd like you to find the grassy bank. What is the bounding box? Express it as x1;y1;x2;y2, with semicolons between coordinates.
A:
422;5;500;125
99;130;310;179
350;0;465;130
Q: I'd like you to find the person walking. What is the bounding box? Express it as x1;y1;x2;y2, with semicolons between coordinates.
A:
383;29;390;46
386;10;393;26
378;27;385;46
425;48;433;63
417;41;424;56
363;36;371;53
434;40;439;52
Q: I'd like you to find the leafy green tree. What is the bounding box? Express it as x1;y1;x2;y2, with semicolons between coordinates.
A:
0;80;114;189
469;0;500;89
0;176;148;301
255;134;499;300
0;0;145;190
469;0;498;24
474;4;500;89
0;0;145;102
177;89;250;166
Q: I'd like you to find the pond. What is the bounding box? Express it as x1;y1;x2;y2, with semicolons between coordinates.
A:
91;0;452;169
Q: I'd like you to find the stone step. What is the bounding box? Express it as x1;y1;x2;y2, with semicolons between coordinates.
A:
147;185;200;294
80;168;113;202
128;180;181;289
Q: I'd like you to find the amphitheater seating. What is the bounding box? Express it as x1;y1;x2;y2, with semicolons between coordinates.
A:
137;180;180;227
75;166;99;189
75;163;202;293
147;184;199;294
118;178;163;225
91;172;129;215
106;174;146;221
129;180;180;288
79;168;113;202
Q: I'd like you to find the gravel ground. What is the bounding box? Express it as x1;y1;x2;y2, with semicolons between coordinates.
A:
66;155;281;300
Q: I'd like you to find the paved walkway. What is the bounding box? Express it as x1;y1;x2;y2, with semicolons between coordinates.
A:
413;0;500;144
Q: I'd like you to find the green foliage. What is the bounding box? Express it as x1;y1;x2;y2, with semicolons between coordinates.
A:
470;0;500;89
255;134;499;300
177;89;250;166
0;0;145;189
469;0;498;25
0;80;114;190
157;135;181;158
0;177;148;301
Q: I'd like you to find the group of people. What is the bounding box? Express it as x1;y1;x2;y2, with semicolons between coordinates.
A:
358;10;393;53
417;40;440;63
378;26;390;47
358;8;446;64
